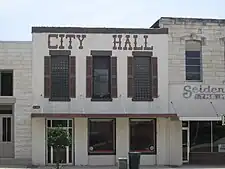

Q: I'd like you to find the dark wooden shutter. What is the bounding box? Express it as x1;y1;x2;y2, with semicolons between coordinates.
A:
44;56;51;98
111;57;117;98
152;57;158;98
127;56;133;98
69;56;76;98
86;56;93;98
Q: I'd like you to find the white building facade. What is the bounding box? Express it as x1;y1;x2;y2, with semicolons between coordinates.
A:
1;17;225;166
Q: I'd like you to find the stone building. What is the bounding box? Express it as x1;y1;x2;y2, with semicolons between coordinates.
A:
0;17;225;166
151;17;225;164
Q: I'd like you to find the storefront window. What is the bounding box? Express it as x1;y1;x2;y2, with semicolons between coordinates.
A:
129;119;156;154
212;121;225;152
190;121;211;152
88;119;115;155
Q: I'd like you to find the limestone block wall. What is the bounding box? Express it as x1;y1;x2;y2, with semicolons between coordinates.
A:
0;41;32;163
157;18;225;85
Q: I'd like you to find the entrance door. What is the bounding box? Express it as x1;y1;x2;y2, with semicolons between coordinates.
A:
0;115;13;158
47;119;73;165
182;121;189;163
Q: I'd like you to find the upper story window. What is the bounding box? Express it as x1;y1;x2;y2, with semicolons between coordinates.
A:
185;40;202;81
93;56;111;99
127;52;158;101
86;50;117;101
44;50;76;101
0;70;13;96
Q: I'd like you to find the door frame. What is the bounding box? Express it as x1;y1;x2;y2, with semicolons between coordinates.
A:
45;118;74;165
182;121;190;163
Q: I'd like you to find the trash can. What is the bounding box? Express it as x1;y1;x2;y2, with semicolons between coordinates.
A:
118;157;128;169
128;152;141;169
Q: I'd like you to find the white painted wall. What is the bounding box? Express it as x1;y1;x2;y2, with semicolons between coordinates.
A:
31;117;182;166
32;33;169;115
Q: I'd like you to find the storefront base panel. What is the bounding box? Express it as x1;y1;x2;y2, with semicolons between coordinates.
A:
31;117;182;166
88;155;116;166
189;152;225;165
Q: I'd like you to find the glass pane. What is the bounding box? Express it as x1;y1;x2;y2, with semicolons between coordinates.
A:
69;120;72;127
48;146;51;163
185;51;201;58
190;121;211;152
93;69;109;95
133;57;151;100
53;147;66;163
47;120;51;127
186;65;201;73
212;121;225;152
51;55;69;100
129;119;155;153
7;117;11;142
186;72;201;81
2;118;6;142
93;56;110;98
182;121;188;127
186;58;201;66
88;119;114;153
69;145;72;163
182;130;188;161
52;120;68;127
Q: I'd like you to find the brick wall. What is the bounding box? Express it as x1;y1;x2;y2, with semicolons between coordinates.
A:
0;41;32;163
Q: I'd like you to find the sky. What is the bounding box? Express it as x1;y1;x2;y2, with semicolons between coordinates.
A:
0;0;225;41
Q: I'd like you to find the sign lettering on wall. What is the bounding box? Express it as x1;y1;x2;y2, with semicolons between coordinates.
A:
183;85;225;99
48;34;86;49
47;34;153;51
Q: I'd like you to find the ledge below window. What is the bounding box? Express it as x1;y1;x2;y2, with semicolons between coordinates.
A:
49;97;71;102
91;98;113;102
129;151;156;155
88;151;116;155
132;98;153;102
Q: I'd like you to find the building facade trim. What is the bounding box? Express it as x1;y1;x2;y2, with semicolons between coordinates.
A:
32;27;168;34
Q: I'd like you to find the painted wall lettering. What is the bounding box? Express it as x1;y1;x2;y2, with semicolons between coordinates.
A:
48;34;86;50
112;35;153;51
183;85;225;99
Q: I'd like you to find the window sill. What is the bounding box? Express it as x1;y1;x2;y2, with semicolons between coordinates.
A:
129;151;156;155
49;98;71;102
88;151;116;155
132;98;153;102
91;98;113;102
185;80;203;82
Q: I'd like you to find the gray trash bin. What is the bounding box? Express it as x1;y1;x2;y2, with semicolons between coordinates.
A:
129;152;141;169
118;157;128;169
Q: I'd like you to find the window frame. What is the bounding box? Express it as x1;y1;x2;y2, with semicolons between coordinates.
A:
2;116;12;143
132;55;153;101
185;40;203;82
0;70;13;96
49;55;71;102
88;118;116;155
129;118;156;155
91;56;112;101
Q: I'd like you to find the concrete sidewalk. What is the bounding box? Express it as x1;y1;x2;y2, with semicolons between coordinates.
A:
1;165;225;169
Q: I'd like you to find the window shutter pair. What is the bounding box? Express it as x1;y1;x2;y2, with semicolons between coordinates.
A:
86;56;117;98
44;56;76;98
127;56;158;99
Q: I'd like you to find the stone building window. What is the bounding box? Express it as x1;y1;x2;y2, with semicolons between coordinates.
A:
185;40;202;81
0;70;13;96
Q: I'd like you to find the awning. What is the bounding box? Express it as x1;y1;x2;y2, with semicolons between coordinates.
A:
31;113;178;118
